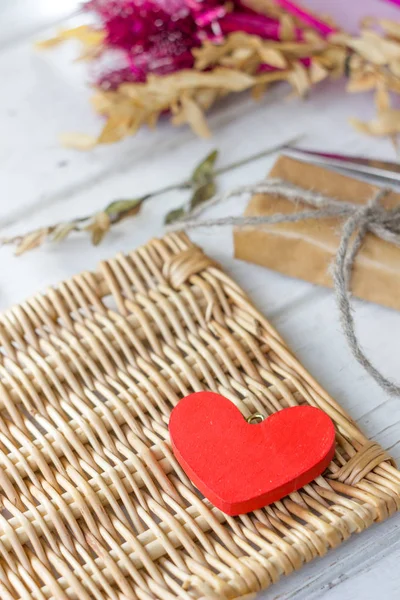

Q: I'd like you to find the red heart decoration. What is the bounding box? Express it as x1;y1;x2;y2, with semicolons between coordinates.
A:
169;392;335;515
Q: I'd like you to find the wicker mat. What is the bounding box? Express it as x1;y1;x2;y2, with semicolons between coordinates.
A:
0;232;399;600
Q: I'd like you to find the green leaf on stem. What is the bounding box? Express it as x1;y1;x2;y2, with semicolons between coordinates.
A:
164;150;219;226
105;198;144;221
189;180;217;211
164;206;187;225
191;149;218;185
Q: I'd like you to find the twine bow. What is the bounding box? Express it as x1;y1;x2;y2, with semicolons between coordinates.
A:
169;178;400;397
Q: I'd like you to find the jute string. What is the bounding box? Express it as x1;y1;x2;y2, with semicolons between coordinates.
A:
169;178;400;397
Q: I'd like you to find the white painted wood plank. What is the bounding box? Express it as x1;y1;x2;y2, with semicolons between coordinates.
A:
317;544;400;600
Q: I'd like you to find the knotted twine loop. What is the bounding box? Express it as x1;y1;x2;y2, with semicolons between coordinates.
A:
168;178;400;397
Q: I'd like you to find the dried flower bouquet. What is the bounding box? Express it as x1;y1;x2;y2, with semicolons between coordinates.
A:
37;0;400;147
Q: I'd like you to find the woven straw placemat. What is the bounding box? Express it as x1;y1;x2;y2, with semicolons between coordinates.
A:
0;231;399;600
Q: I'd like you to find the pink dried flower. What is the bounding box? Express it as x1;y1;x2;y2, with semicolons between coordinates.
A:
84;0;315;89
87;0;214;85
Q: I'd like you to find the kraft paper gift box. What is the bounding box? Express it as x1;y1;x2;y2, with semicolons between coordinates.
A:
234;155;400;311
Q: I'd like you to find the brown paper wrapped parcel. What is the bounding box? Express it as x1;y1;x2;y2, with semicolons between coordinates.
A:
234;156;400;311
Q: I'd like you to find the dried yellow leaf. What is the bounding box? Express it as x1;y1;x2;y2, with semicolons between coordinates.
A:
36;25;105;50
309;60;328;84
195;89;220;110
52;223;76;243
91;92;114;114
256;70;289;85
389;60;400;77
15;229;49;256
347;31;400;65
382;71;400;94
328;32;353;45
316;47;346;78
146;111;161;129
303;30;323;43
375;83;391;113
379;19;400;40
268;40;324;55
172;95;211;138
347;71;378;93
35;37;66;49
347;53;363;72
194;32;314;72
97;115;134;144
59;133;97;150
147;68;255;92
193;42;227;70
350;109;400;136
230;47;254;61
85;212;111;246
279;14;296;42
258;47;287;68
251;82;268;100
287;61;310;96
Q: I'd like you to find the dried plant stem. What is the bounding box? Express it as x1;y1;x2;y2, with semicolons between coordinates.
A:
1;138;298;255
0;184;186;246
214;137;301;175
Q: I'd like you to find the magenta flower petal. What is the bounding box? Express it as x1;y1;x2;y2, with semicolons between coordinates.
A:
220;12;302;40
195;6;226;27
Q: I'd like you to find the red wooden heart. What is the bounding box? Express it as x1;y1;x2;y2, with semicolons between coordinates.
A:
169;392;335;515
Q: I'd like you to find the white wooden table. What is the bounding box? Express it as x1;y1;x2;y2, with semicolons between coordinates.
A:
1;1;400;598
